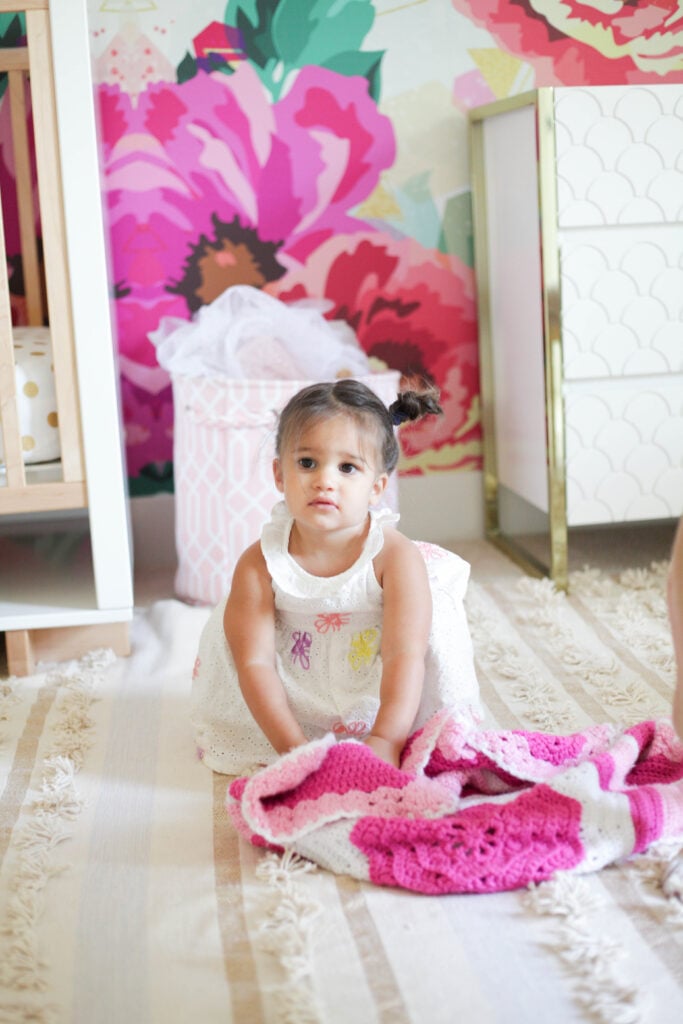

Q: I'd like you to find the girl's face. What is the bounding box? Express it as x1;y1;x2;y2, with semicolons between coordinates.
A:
273;414;388;535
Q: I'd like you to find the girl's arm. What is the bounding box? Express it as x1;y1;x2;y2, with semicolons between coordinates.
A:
224;544;308;756
367;531;432;767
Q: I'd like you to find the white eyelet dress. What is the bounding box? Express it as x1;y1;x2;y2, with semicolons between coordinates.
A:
190;502;481;774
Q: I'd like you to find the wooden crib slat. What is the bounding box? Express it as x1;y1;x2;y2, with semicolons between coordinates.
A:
8;67;44;325
0;1;47;12
0;47;29;73
25;7;84;483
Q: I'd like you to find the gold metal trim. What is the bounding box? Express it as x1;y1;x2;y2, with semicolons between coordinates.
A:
468;90;540;122
469;89;569;590
536;89;568;589
468;109;499;539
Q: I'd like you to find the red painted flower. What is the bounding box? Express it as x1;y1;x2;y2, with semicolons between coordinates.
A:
452;0;683;84
269;233;481;473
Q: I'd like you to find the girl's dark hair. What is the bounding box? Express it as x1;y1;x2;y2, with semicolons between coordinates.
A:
275;378;443;475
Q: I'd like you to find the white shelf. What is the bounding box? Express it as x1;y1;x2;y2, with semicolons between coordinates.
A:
0;527;132;630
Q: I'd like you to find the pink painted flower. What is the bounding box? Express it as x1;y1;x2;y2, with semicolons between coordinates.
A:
99;61;394;309
269;233;481;472
98;62;395;473
119;376;174;476
452;0;683;84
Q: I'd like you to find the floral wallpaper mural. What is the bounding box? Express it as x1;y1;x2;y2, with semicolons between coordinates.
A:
1;0;681;495
92;0;483;494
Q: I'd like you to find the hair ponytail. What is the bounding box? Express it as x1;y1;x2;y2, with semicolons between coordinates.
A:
389;382;443;427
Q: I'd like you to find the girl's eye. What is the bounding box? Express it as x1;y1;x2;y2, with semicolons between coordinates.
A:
298;457;315;469
340;463;358;474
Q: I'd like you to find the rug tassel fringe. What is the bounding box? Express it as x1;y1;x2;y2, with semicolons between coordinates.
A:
525;874;641;1024
0;651;113;1022
255;850;324;1023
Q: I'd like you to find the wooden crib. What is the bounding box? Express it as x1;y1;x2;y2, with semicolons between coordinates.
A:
0;0;133;675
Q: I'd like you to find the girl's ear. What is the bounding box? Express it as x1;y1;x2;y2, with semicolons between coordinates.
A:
273;458;284;493
369;472;389;506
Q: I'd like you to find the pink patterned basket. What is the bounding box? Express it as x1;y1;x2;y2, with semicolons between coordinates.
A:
172;372;401;606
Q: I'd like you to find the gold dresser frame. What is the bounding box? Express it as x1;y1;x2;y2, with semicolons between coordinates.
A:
469;89;569;590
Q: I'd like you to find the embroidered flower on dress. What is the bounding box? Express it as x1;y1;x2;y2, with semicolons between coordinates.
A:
291;631;313;669
192;656;201;680
333;720;368;737
348;628;380;670
413;541;446;562
315;612;351;633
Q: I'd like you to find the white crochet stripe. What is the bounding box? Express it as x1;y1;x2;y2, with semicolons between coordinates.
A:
296;819;370;881
524;874;642;1024
0;650;114;1024
254;850;324;1024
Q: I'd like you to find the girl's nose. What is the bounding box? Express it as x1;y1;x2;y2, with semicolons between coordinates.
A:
314;467;334;490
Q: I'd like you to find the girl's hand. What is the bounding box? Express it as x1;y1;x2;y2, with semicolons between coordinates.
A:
363;733;403;769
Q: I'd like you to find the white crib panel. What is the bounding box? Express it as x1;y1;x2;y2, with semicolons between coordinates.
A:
49;0;133;612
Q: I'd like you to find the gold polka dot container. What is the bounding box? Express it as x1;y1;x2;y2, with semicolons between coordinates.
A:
0;326;61;465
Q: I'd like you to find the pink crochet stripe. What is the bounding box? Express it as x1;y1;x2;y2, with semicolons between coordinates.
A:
230;739;457;844
626;787;665;854
351;785;584;895
226;714;683;894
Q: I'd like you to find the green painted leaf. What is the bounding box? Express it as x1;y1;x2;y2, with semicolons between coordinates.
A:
225;0;376;69
0;15;25;101
439;191;474;266
321;49;383;101
177;52;198;84
129;462;175;497
367;173;441;251
0;12;24;44
271;0;374;67
228;0;276;68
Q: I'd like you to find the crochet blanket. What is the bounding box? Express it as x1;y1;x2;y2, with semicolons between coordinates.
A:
227;710;683;894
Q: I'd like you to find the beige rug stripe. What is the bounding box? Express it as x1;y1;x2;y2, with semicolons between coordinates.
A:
572;594;674;705
489;583;621;725
472;660;526;730
0;678;58;868
335;874;411;1024
213;773;266;1024
599;867;683;982
467;584;584;730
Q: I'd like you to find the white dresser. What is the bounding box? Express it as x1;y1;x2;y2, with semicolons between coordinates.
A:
469;85;683;587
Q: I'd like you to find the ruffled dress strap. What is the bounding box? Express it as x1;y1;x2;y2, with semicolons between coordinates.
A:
260;501;399;599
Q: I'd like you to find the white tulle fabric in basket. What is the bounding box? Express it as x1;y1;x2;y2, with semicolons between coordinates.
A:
150;285;400;607
150;284;371;380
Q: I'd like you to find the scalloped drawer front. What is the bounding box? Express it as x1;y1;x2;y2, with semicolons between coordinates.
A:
554;86;683;228
560;226;682;381
564;381;683;525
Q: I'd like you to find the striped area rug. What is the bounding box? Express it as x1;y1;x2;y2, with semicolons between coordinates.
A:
1;548;681;1024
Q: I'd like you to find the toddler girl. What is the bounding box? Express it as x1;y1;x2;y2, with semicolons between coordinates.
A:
191;378;481;773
